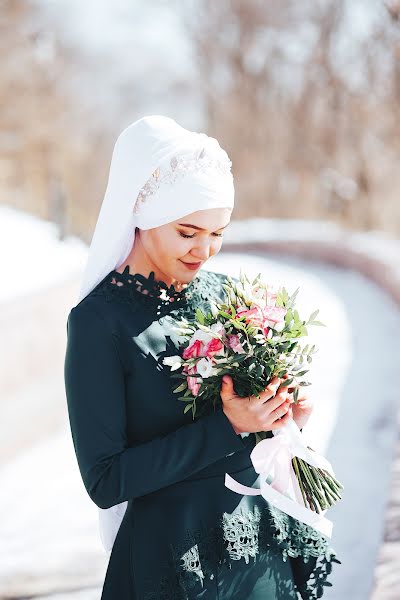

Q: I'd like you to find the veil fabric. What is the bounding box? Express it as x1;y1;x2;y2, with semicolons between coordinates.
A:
75;115;235;552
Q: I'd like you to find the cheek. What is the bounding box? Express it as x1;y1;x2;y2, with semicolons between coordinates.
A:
158;233;224;259
177;238;196;257
210;237;224;254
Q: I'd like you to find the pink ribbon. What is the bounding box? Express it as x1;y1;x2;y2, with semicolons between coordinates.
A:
225;418;335;538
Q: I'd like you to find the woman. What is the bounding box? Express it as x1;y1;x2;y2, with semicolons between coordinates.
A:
64;115;340;599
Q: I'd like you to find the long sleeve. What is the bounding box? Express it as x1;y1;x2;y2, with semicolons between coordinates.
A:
64;302;246;510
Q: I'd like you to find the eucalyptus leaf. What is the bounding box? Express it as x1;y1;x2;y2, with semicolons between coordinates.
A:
280;377;294;387
173;382;187;393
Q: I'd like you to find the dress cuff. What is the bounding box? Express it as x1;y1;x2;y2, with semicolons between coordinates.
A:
211;407;247;452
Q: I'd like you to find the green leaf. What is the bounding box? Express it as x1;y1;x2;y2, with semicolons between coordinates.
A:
284;309;293;323
310;320;326;327
219;310;232;320
183;404;193;414
195;308;205;324
293;387;299;402
234;354;248;362
280;377;294;387
173;382;187;393
231;320;245;331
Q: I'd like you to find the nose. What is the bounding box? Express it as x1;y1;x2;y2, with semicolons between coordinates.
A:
191;239;211;261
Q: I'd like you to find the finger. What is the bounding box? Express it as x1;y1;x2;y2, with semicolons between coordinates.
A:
295;400;313;409
262;393;291;415
270;411;291;429
287;390;307;402
271;403;290;421
252;377;281;405
273;386;289;404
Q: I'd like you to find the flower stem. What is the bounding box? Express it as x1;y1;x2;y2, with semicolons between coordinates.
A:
292;457;308;508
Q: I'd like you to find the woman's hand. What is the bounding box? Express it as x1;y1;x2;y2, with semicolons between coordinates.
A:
220;375;292;434
282;373;314;430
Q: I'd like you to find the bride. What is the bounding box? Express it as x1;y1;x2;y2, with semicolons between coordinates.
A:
64;114;340;599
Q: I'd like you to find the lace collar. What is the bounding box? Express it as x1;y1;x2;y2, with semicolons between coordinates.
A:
93;264;207;317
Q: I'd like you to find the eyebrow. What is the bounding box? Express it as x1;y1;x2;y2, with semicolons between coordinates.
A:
178;222;230;231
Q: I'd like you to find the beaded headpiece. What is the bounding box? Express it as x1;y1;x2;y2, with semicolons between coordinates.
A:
133;147;233;215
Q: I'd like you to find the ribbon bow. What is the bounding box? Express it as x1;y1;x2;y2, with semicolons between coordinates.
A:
225;418;335;538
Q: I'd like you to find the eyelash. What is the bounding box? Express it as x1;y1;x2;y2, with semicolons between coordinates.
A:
179;232;223;239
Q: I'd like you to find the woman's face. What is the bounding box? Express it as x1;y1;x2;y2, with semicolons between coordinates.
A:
138;207;232;283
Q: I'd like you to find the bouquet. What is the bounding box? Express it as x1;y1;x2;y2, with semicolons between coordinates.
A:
163;269;343;536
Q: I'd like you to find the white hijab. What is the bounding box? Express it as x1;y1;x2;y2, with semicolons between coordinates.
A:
76;115;235;553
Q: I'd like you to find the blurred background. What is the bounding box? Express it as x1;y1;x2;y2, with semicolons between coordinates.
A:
1;0;399;598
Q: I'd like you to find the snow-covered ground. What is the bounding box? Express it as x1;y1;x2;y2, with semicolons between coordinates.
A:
0;204;399;599
0;205;87;303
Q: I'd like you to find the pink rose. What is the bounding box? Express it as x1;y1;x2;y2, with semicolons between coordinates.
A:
263;305;287;324
185;364;201;396
266;291;277;306
182;339;204;360
235;305;273;337
204;337;224;358
227;334;245;354
236;306;265;328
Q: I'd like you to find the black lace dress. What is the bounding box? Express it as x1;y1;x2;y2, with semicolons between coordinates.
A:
64;266;340;599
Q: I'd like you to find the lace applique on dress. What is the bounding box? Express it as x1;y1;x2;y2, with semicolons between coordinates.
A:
222;505;261;563
92;265;225;319
180;544;205;587
142;503;341;600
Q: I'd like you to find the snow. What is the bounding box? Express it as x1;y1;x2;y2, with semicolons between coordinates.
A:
0;205;87;303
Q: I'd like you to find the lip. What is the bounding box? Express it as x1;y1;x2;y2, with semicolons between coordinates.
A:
180;260;202;270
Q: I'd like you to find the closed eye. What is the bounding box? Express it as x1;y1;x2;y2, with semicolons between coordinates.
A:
179;232;223;239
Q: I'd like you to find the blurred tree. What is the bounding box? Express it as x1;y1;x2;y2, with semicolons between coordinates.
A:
182;0;400;234
1;0;400;237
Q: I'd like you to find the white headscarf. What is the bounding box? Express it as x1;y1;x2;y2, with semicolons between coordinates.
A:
76;115;235;553
77;114;234;303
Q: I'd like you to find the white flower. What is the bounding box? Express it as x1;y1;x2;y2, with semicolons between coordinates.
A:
235;281;245;296
244;284;268;308
274;321;285;332
188;329;214;346
196;357;214;378
162;355;183;371
210;301;220;318
210;322;225;337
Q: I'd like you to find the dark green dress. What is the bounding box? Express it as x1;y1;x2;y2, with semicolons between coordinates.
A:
64;266;340;600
